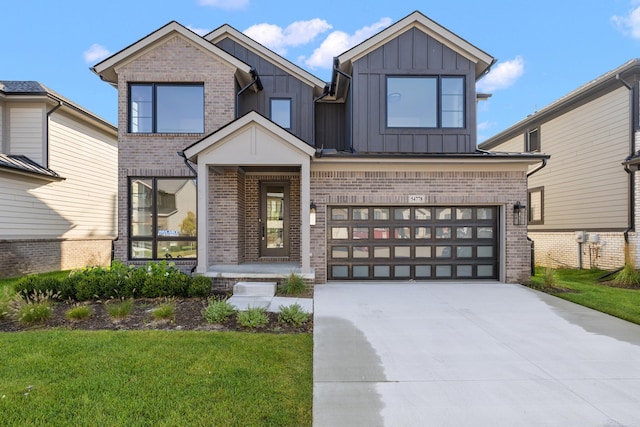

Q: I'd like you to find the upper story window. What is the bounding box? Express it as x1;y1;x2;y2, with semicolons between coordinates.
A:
528;186;544;224
129;83;204;134
526;128;540;152
270;98;292;129
386;76;464;129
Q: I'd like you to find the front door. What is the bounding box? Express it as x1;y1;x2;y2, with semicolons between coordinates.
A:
260;182;289;257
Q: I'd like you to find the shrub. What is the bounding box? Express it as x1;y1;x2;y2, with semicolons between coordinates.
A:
279;272;307;296
188;276;211;298
543;267;556;287
613;244;640;287
0;287;14;320
151;299;176;321
202;299;236;324
237;307;269;328
106;299;134;319
277;303;310;327
14;276;63;299
65;305;94;321
10;290;59;325
141;261;190;298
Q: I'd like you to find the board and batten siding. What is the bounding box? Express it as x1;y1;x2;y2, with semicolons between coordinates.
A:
8;105;45;164
216;38;315;144
351;28;477;154
528;86;630;230
0;110;117;239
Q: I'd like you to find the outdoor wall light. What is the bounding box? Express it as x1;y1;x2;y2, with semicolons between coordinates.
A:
513;201;526;226
310;201;317;226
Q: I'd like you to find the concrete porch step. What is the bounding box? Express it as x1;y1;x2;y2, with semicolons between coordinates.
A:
233;281;277;297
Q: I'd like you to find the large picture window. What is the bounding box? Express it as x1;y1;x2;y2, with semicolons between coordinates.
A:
387;76;464;129
130;178;197;259
129;83;204;133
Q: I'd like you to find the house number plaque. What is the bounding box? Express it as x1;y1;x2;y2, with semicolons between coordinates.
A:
408;195;425;203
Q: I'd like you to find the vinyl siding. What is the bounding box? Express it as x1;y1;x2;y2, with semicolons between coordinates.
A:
8;105;44;164
528;87;630;230
0;110;117;239
0;103;4;150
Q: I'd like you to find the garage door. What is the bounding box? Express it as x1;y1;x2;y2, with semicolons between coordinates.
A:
327;206;498;280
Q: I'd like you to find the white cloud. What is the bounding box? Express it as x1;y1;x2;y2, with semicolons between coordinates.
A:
244;19;332;55
612;5;640;39
303;17;392;69
83;43;111;63
187;26;211;36
198;0;248;10
476;56;525;92
477;121;494;132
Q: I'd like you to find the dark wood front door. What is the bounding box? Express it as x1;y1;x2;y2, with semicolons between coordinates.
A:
260;182;289;257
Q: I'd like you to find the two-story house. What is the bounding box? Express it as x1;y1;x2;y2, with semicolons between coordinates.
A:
0;81;118;278
92;11;547;285
480;59;640;271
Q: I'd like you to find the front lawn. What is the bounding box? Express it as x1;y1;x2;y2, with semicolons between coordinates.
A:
530;267;640;325
0;330;312;426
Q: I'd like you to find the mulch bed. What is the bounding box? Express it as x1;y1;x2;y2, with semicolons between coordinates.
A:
0;297;313;333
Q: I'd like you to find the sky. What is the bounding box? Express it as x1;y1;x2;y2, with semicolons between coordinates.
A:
2;0;640;143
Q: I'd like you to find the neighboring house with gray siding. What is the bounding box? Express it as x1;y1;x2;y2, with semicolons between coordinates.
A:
0;81;118;278
480;59;640;270
93;11;546;285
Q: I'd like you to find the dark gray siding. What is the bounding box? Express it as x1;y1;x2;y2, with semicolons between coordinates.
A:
216;38;315;144
315;102;347;151
351;28;478;153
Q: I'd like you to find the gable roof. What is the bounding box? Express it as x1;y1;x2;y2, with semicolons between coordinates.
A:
92;21;254;87
183;110;316;162
337;11;495;79
205;24;327;96
480;58;640;150
0;154;64;181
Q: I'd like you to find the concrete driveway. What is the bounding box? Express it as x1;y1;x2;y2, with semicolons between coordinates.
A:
313;282;640;426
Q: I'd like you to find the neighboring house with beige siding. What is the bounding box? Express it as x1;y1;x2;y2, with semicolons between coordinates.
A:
0;81;118;278
93;11;547;285
480;59;640;270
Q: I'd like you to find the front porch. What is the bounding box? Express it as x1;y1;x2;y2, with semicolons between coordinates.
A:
204;262;315;281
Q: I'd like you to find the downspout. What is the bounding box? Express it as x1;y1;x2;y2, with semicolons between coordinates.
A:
312;85;330;147
331;57;353;152
617;73;635;243
46;100;63;168
177;151;198;273
526;158;547;275
235;67;263;119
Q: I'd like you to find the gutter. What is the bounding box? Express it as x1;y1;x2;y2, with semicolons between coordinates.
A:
526;158;547;177
617;73;636;242
45;100;63;168
235;67;263;118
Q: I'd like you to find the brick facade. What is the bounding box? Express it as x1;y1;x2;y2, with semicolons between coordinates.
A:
309;169;530;284
0;239;112;278
113;35;235;271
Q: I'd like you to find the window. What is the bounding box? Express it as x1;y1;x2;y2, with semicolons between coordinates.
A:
526;128;540;152
528;187;544;224
129;178;197;259
129;83;204;133
387;76;464;128
270;98;291;129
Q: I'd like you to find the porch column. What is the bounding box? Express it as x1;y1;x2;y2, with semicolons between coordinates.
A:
300;160;312;274
195;162;209;274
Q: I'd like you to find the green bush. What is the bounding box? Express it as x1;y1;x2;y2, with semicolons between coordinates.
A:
279;273;307;296
14;276;63;299
0;287;13;319
237;307;269;328
188;275;211;298
277;303;310;327
151;299;176;320
202;299;236;324
65;305;94;321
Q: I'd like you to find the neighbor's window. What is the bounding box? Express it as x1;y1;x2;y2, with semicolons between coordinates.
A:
387;76;464;128
270;98;291;129
130;178;197;259
129;83;204;133
528;187;544;224
526;127;540;152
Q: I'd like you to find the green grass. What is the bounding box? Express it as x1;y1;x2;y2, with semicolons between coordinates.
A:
0;330;312;426
530;267;640;325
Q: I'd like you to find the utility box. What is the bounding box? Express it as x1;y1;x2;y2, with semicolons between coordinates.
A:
575;231;586;243
589;233;600;244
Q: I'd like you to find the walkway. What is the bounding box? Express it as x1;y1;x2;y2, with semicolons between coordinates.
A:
313;282;640;426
